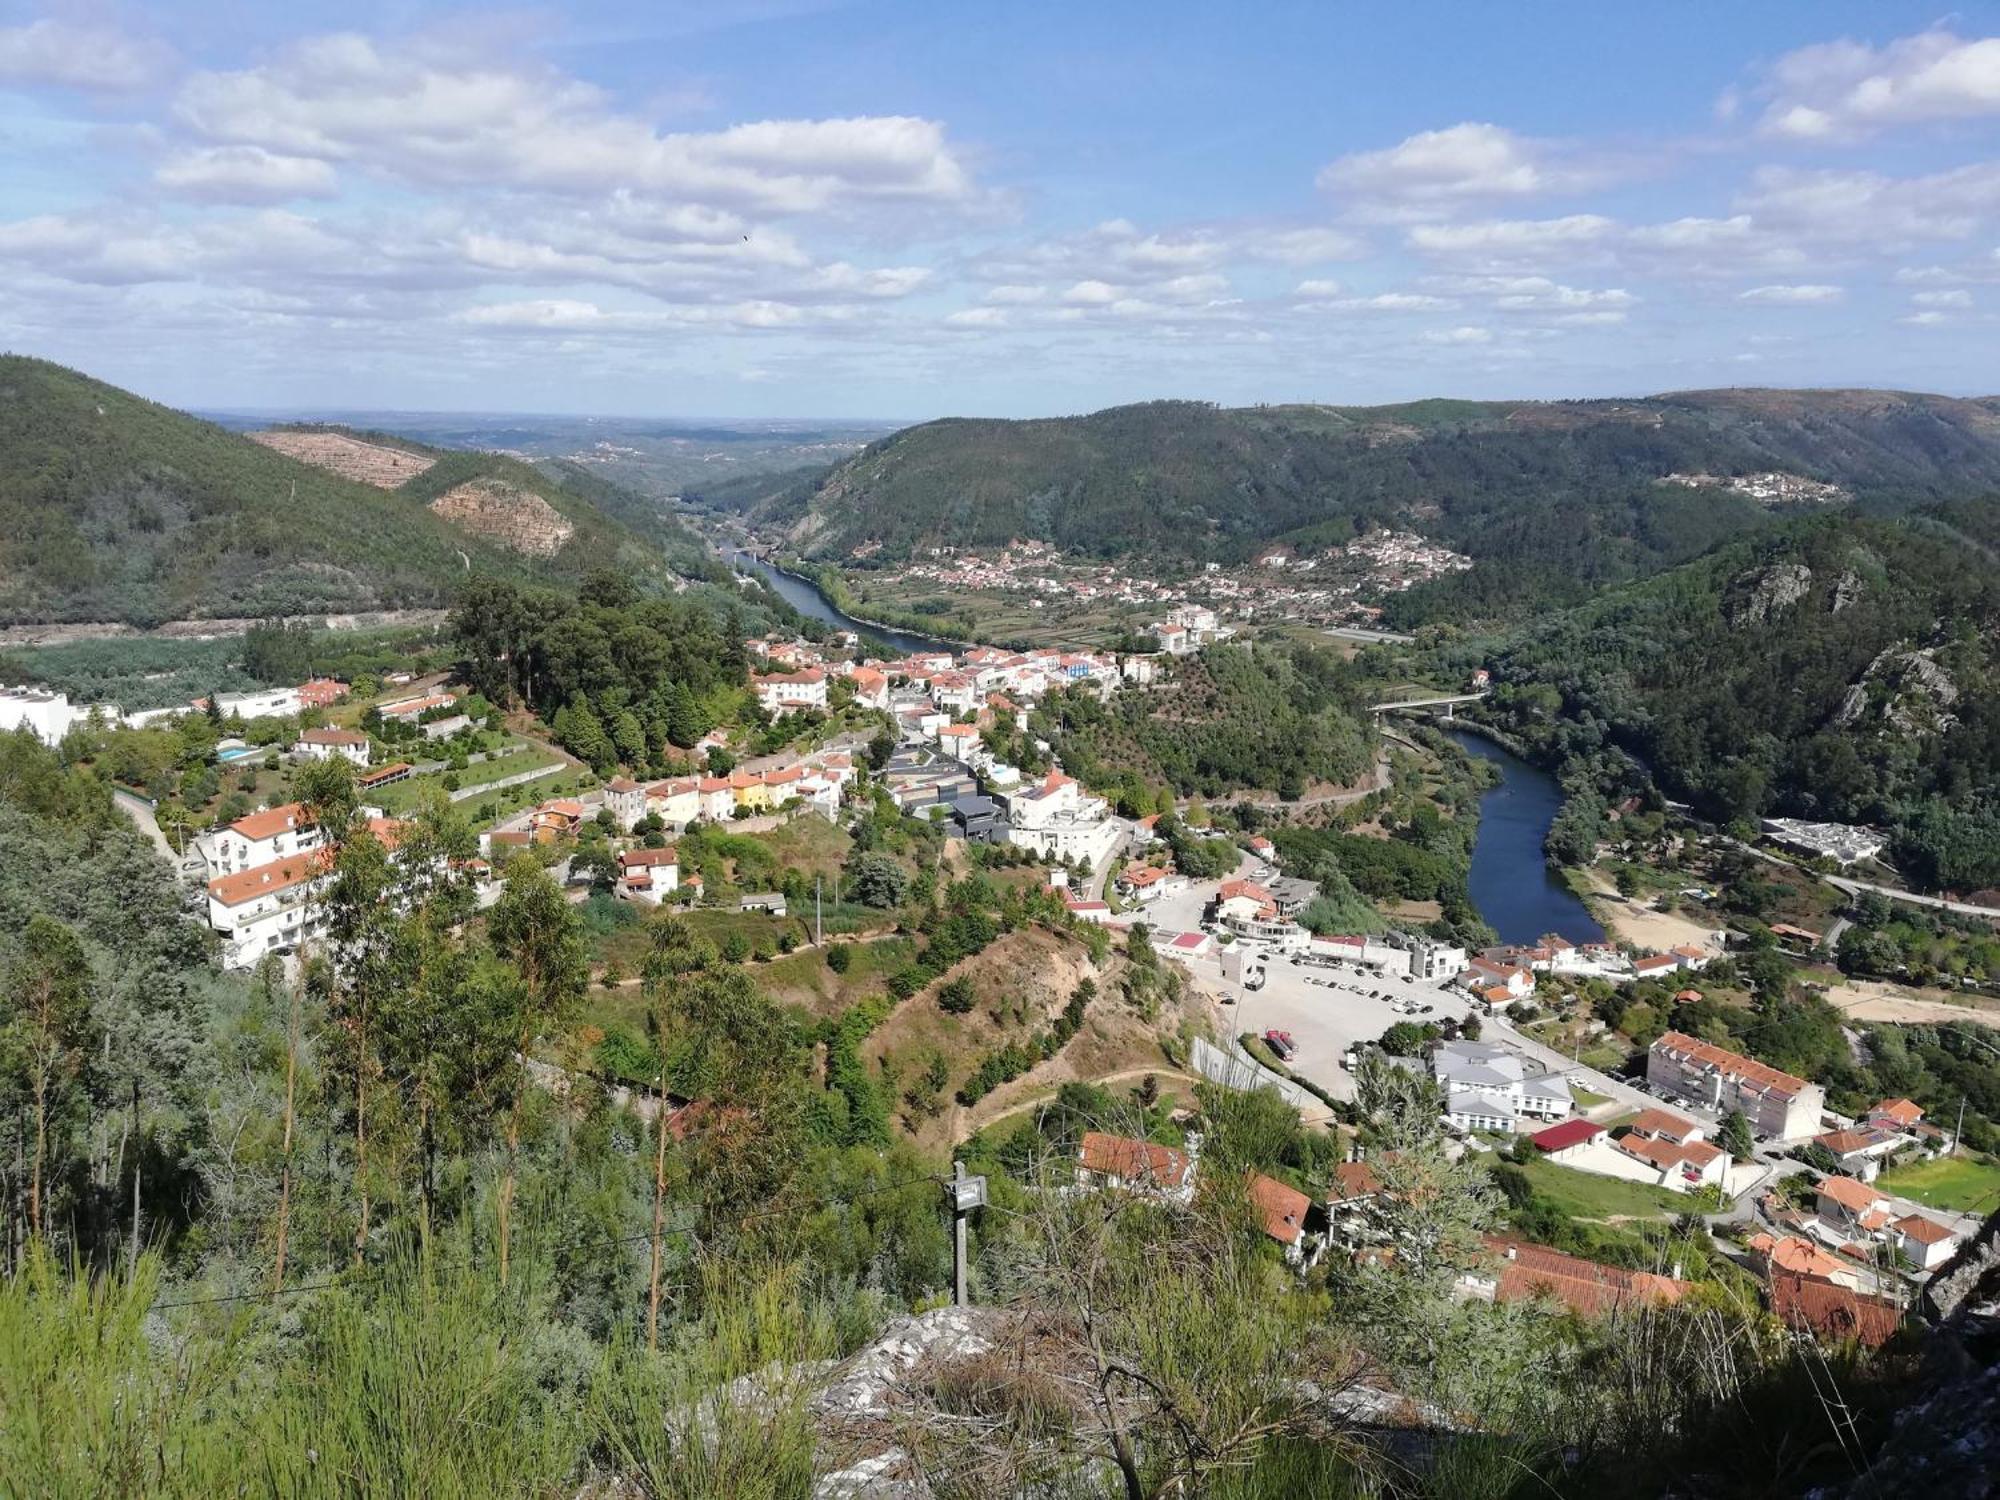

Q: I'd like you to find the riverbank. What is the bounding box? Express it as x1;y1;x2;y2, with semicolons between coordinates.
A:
730;553;969;655
1569;866;1726;953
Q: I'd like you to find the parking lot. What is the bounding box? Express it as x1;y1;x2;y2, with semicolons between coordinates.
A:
1188;949;1477;1101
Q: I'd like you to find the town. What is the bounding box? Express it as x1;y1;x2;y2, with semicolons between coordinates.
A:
8;596;1983;1362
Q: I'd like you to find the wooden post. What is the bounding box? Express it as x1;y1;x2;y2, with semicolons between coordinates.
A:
947;1161;986;1309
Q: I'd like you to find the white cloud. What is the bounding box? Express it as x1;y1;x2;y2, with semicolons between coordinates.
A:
0;19;171;92
944;307;1008;328
1320;123;1607;212
1060;279;1120;305
156;146;338;203
174;34;974;213
1912;288;1973;307
1737;283;1843;304
984;283;1045;304
1240;225;1367;263
454;297;819;331
1755;30;2000;141
1335;292;1454;312
1293;278;1342;297
1421;325;1492;345
1406;214;1617;268
1738;163;2000;247
1901;309;1948;326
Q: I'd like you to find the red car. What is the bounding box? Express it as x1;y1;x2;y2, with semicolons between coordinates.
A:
1263;1029;1296;1060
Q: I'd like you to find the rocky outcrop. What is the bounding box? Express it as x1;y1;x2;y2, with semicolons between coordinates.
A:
428;479;574;556
1832;643;1959;734
1726;562;1813;625
1834;1207;2000;1498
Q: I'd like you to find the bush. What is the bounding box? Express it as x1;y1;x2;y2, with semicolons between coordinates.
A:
825;942;852;974
938;976;976;1015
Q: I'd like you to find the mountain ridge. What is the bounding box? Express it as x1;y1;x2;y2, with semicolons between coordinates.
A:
0;357;683;627
732;388;2000;616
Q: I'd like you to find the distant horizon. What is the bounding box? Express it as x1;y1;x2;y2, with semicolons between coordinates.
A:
0;4;1996;416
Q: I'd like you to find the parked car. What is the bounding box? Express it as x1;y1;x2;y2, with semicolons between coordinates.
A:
1263;1030;1296;1061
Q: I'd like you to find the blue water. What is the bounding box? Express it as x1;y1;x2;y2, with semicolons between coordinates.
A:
730;552;960;656
1442;727;1603;947
216;747;261;762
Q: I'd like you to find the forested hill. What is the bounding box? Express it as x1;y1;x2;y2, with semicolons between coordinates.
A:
1464;508;2000;890
765;389;2000;608
0;357;679;627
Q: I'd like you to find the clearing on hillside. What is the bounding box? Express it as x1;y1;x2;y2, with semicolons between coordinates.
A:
250;429;436;488
428;479;576;556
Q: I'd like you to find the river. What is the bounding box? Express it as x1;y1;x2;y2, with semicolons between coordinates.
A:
1441;727;1603;947
729;552;960;656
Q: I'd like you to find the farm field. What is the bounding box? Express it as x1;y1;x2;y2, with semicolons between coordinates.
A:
1875;1154;2000;1215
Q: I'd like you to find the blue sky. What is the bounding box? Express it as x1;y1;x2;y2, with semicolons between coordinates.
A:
1;2;1997;417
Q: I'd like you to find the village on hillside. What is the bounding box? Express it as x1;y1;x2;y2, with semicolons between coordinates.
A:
3;604;1991;1353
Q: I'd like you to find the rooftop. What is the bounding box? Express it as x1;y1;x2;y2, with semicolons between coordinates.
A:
1653;1030;1812;1102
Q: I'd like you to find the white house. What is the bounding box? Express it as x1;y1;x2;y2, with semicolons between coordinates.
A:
1003;769;1121;864
207;853;332;969
1432;1040;1572;1135
751;668;828;716
1612;1108;1729;1192
1077;1131;1196;1204
845;665;890;710
617;847;680;905
1;685;105;745
209;686;303;721
603;777;647;830
1893;1212;1962;1271
293;728;371;767
645;777;703;830
201;803;323;881
697;777;737;823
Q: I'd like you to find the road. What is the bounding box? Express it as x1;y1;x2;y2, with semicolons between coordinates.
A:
112;788;174;859
1322;625;1415;646
1828;874;2000;921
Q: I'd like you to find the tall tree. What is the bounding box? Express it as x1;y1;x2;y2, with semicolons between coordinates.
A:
2;916;97;1245
271;756;359;1288
485;856;588;1284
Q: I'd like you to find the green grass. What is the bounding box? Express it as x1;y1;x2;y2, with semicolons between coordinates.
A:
1875;1153;2000;1215
367;743;563;812
1511;1155;1693;1221
1571;1086;1613;1109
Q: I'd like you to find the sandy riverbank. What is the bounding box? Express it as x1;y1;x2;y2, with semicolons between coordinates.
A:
1577;869;1728;953
1817;977;2000;1029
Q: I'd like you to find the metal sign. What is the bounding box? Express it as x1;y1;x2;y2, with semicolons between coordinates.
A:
951;1174;988;1212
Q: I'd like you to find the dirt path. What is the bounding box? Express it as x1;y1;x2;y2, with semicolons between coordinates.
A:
958;1067;1205;1140
1818;977;2000;1029
1204;752;1391;812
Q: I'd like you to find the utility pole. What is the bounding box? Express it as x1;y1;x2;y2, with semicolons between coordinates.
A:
948;1160;986;1308
815;876;823;947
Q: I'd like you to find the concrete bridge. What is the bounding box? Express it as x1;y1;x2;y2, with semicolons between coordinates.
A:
1367;691;1489;719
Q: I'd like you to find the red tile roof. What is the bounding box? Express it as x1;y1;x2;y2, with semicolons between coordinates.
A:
1894;1213;1956;1247
228;802;311;841
1248;1174;1311;1245
1653;1030;1811;1103
298;728;368;746
208;850;331;907
1488;1238;1690;1318
1816;1175;1885;1214
1332;1160;1381;1199
1530;1119;1605;1153
1078;1131;1191;1189
1769;1273;1903;1348
1871;1098;1923;1127
1627;1107;1700;1142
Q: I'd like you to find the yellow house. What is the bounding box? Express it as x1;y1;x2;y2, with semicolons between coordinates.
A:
730;769;774;812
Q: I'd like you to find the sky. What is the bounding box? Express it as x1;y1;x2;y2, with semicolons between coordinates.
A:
2;3;1999;418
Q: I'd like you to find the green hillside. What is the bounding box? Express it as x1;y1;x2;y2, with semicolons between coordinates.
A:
772;390;2000;609
0;357;673;626
1461;509;2000;888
